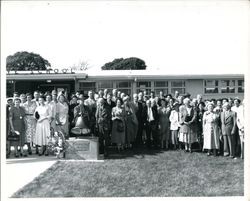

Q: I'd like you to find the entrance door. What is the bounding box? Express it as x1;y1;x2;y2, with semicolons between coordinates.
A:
39;84;71;98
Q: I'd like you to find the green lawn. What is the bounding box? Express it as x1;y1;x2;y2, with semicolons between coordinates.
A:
12;149;244;197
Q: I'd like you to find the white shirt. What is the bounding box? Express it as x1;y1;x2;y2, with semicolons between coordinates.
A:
147;107;154;122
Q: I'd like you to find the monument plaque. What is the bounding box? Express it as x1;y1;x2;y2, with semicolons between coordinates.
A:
65;137;99;160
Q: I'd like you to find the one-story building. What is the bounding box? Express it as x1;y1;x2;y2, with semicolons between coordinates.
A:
6;68;244;100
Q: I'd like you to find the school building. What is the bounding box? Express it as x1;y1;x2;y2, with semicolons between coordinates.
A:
6;69;244;100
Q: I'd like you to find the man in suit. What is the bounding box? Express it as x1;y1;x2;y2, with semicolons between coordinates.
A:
95;98;112;157
131;93;143;147
143;99;159;149
221;102;236;158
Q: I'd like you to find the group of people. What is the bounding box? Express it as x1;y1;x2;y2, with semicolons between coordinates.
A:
6;89;245;159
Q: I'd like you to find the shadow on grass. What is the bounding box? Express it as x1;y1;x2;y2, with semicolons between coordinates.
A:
106;147;164;160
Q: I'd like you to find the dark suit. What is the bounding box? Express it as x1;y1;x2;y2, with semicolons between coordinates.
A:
95;103;112;155
221;110;236;157
131;101;143;146
143;105;159;148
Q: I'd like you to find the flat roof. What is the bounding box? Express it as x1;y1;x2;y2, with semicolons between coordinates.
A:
6;69;244;80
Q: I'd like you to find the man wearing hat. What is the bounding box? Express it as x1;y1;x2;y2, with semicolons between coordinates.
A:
221;102;237;158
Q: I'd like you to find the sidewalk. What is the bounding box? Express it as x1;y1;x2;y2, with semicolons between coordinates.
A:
5;155;57;198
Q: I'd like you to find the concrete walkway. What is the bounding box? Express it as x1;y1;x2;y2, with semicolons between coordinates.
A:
5;155;58;198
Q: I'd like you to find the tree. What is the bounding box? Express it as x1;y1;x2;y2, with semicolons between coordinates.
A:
101;57;147;70
6;51;51;71
69;60;91;71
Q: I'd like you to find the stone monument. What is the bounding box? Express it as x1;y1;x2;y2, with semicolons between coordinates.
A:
65;136;99;160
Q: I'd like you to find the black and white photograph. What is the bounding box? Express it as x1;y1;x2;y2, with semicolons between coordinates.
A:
1;0;249;200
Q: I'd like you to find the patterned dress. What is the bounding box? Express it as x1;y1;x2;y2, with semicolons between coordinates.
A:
23;101;37;143
111;106;126;144
203;111;220;150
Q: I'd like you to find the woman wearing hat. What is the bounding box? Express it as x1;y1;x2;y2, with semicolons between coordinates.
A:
203;102;220;156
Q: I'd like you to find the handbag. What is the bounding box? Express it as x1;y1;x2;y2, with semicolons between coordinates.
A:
35;111;40;120
7;131;20;142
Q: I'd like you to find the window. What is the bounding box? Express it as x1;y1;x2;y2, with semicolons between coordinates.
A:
171;81;185;95
116;81;132;96
204;80;218;94
238;80;244;93
97;81;113;91
136;81;151;95
154;81;168;96
221;80;235;93
79;82;96;95
117;81;131;88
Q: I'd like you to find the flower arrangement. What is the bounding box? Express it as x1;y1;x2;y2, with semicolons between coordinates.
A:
47;128;68;159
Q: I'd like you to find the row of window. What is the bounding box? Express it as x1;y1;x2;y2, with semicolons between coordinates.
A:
79;80;244;96
204;80;244;94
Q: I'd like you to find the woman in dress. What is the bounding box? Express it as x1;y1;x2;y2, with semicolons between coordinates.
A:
23;93;37;154
179;98;197;153
56;94;69;139
34;96;51;156
158;99;171;149
9;98;26;157
123;96;138;148
169;103;180;150
111;98;126;151
203;102;220;156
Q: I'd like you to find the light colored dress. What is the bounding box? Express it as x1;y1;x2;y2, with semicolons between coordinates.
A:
23;101;37;143
56;102;69;136
203;111;220;150
34;105;51;146
158;106;171;141
111;106;126;144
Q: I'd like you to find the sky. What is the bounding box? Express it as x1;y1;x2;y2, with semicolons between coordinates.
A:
1;0;249;73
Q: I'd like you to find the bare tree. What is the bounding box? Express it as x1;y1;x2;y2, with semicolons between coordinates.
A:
70;60;91;71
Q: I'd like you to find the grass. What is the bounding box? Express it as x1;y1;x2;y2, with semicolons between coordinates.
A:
12;148;244;197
